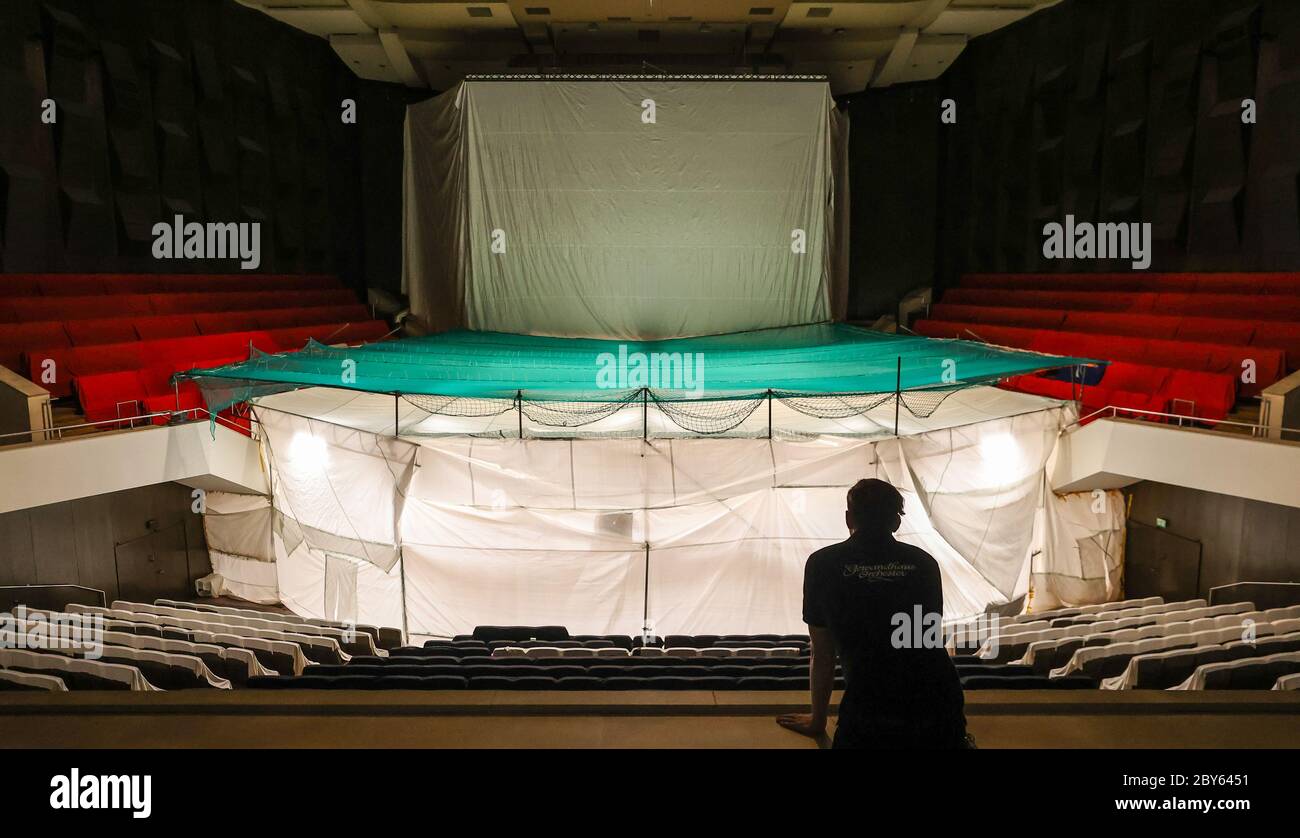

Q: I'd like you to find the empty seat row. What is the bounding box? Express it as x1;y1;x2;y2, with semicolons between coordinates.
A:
1007;596;1162;625
925;310;1284;395
0;273;340;297
941;287;1300;322
1175;651;1300;690
1104;628;1300;689
960;272;1300;296
155;598;402;650
40;320;388;398
918;323;1240;420
246;674;820;691
364;654;812;669
0;669;69;691
980;603;1254;664
0;288;357;324
1021;616;1278;675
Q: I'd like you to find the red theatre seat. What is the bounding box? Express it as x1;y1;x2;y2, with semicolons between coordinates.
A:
2;294;153;322
1165;369;1236;421
75;370;147;427
133;315;200;340
1062;311;1181;339
194;312;263;335
0;275;45;296
912;320;1037;349
1097;361;1172;396
63;319;139;347
1173;293;1300;321
929;303;1067;330
36;275;109;296
0;322;70;373
1173;316;1257;346
1252;323;1300;371
253;304;372;330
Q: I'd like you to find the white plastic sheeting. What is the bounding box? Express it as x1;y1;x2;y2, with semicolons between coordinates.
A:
202;492;279;604
238;391;1126;638
258;410;416;573
1029;488;1127;610
273;534;405;632
402;79;848;338
251;383;1061;440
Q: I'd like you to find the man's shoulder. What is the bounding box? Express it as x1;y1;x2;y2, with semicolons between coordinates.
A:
806;540;852;567
894;540;937;563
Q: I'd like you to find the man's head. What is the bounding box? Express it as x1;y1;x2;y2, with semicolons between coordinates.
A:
846;478;905;535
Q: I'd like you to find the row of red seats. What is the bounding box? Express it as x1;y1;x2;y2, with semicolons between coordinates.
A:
1000;373;1168;419
1002;364;1234;422
962;272;1299;295
40;320;390;398
928;304;1295;382
0;288;355;323
915;321;1238;419
77;368;255;434
0;274;339;297
916;318;1281;392
943;287;1300;321
0;304;372;372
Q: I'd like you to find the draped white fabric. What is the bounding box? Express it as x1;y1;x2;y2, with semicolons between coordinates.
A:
403;79;849;339
252;382;1060;440
236;391;1127;639
258;410;416;573
1029;487;1128;610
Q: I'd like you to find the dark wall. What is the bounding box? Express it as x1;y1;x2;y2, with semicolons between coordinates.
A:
841;85;940;321
0;0;415;291
934;0;1300;295
1126;481;1300;599
0;482;209;603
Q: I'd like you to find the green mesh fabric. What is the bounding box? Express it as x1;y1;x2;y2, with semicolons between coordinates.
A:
180;324;1096;412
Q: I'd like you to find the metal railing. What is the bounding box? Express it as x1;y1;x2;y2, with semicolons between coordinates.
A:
1069;404;1300;439
0;406;256;443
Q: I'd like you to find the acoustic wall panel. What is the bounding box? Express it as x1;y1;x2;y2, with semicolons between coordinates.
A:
0;0;415;289
936;0;1300;288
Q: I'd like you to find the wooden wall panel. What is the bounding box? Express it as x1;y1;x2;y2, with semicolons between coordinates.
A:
0;482;208;603
934;0;1300;292
1126;481;1300;599
0;0;418;291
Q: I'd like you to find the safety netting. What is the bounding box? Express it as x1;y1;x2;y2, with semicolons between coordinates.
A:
181;324;1095;436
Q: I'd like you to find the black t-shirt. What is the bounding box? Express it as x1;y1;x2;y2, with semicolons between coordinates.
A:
803;531;965;734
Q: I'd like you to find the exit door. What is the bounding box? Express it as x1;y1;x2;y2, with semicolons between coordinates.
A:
114;523;193;603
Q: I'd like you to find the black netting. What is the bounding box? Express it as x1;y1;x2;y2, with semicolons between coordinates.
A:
403;394;514;417
522;391;643;427
775;391;893;418
899;386;963;419
774;388;962;421
650;394;765;435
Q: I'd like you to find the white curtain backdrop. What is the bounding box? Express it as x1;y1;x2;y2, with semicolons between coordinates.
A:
202;492;279;604
403;79;849;338
229;396;1127;639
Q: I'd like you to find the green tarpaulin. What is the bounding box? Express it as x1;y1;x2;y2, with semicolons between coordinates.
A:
182;324;1095;407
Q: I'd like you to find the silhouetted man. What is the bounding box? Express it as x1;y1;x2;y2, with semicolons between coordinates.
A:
778;478;968;749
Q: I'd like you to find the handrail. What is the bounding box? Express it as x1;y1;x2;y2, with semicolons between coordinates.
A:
0;407;256;442
1066;404;1300;438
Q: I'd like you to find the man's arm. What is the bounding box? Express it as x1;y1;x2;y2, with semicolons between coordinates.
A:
777;625;836;736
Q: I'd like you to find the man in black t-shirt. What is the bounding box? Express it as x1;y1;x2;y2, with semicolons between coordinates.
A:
777;478;967;749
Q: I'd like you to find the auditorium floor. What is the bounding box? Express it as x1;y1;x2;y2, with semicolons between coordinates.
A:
1;690;1299;748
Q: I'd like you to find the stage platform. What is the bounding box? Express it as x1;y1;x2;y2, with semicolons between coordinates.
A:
2;690;1298;749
